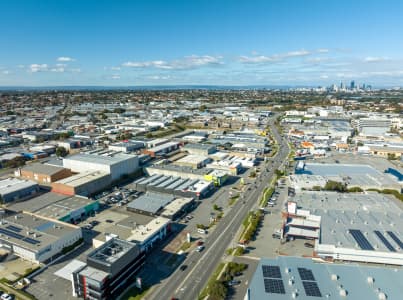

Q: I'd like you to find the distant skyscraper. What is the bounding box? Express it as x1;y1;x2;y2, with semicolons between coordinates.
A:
350;80;355;90
340;82;345;90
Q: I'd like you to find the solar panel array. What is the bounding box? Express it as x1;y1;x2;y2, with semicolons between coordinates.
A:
374;231;396;252
298;267;316;281
302;281;322;297
6;225;22;232
387;231;403;249
0;228;40;245
349;229;374;250
264;278;285;294
262;265;285;294
298;267;322;298
262;265;282;279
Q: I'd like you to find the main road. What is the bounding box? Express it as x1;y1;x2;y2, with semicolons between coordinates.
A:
146;118;289;300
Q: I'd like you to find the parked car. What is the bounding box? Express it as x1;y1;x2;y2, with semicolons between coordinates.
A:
1;293;13;300
228;280;241;286
196;245;205;252
179;265;187;271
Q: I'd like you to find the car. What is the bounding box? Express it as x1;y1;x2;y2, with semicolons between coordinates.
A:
179;264;188;271
272;233;281;239
196;240;204;246
1;293;12;300
228;280;241;286
196;245;205;252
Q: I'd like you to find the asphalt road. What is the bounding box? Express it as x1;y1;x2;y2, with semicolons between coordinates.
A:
146;120;289;300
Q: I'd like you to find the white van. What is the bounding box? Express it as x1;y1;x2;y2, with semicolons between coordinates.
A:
197;228;207;234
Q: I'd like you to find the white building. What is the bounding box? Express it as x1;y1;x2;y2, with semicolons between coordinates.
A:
0;212;82;263
63;152;139;180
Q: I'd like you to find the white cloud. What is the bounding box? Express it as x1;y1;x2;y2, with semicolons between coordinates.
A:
363;56;389;63
110;66;121;71
283;50;311;58
57;56;76;62
71;68;81;73
2;70;10;75
239;55;278;63
56;63;67;67
317;48;330;53
147;75;171;80
122;55;223;70
111;74;120;79
239;49;312;64
29;64;48;72
320;74;329;79
50;67;65;73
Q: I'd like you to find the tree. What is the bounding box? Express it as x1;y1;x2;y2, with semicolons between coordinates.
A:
56;146;68;157
324;180;347;192
4;156;26;168
209;281;227;300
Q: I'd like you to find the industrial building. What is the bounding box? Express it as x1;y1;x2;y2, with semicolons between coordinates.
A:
52;171;111;197
133;174;214;199
143;141;180;158
174;154;211;169
108;141;145;153
146;163;212;180
0;212;82;263
126;192;195;220
246;256;403;300
88;209;172;252
160;196;195;220
127;192;175;216
15;163;72;184
183;143;217;156
288;191;403;265
8;192;100;223
63;152;139;181
71;238;145;299
0;178;39;203
295;162;401;191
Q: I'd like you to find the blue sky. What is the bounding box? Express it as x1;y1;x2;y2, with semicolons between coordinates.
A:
1;0;403;86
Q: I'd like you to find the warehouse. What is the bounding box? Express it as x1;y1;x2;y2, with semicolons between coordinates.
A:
160;197;195;220
183;143;216;156
174;154;211;169
52;170;111;197
289;191;403;265
15;163;72;184
143;141;180;158
295;162;401;191
206;160;241;175
0;178;39;203
133;174;214;199
71;238;145;299
246;256;403;300
0;211;82;263
108;141;145;153
127;192;174;216
88;209;171;252
63;152;139;181
146;163;212;180
8;192;100;223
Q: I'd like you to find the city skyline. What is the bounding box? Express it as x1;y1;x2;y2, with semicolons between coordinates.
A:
1;0;403;86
